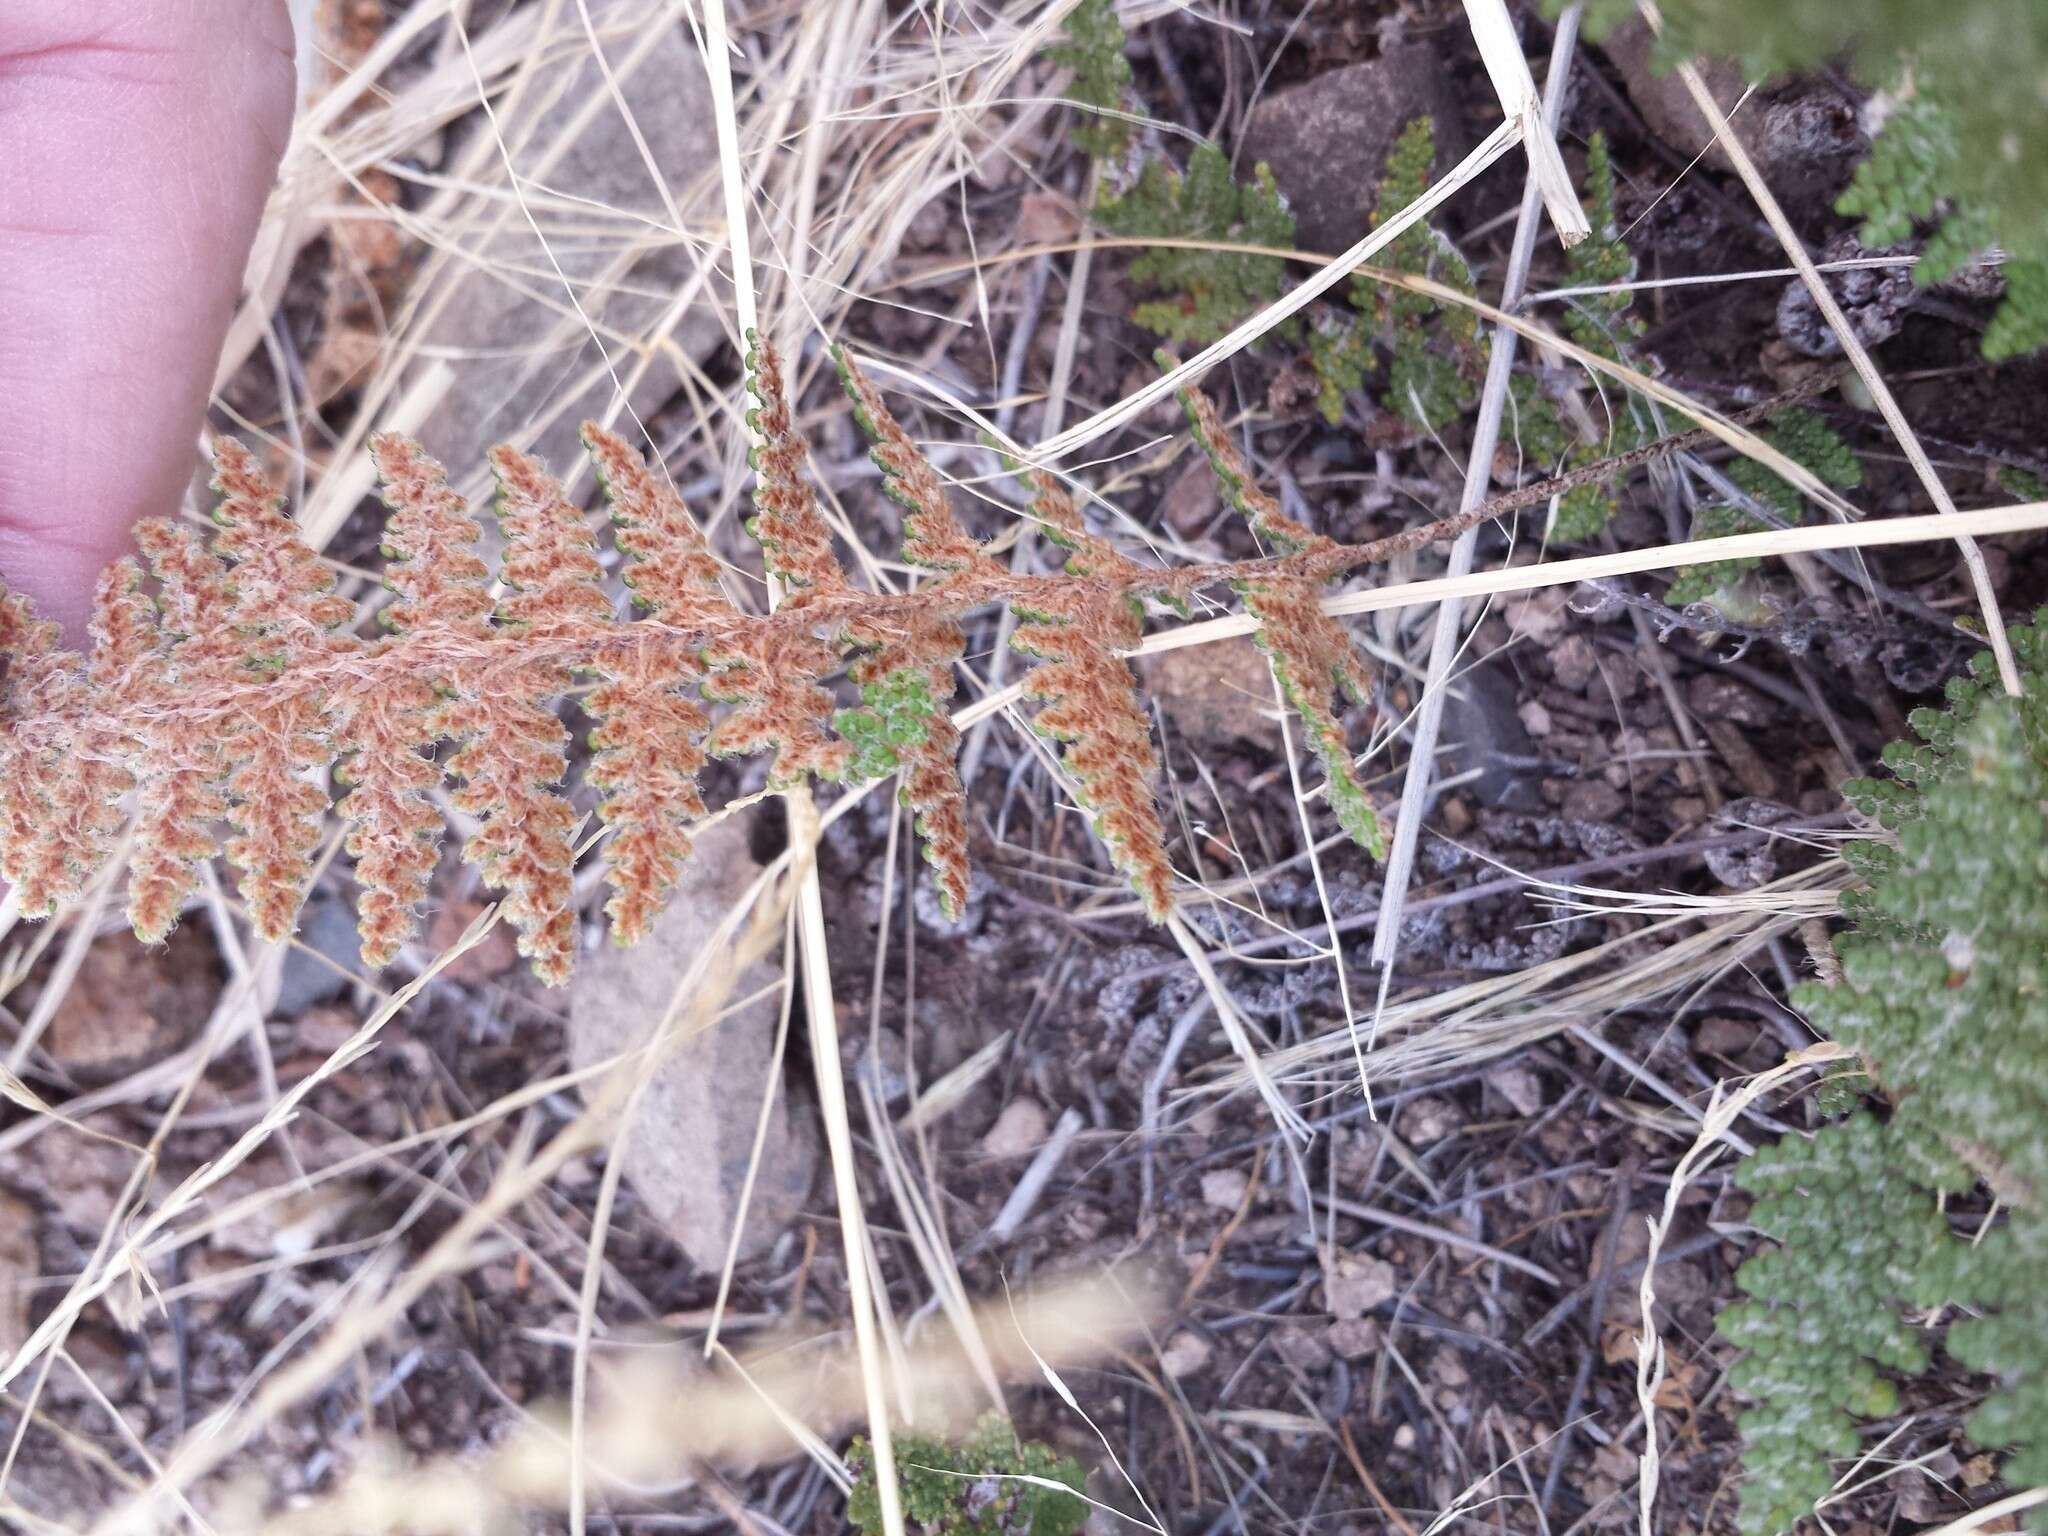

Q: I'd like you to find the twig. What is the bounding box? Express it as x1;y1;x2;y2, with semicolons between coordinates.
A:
979;1105;1085;1248
1340;1421;1421;1536
1370;6;1582;976
1314;1192;1562;1288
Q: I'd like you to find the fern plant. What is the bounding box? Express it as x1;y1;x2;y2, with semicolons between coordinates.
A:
1719;612;2048;1535
1045;0;1132;162
845;1418;1085;1536
0;334;1431;982
1665;407;1863;611
1095;146;1299;349
1054;0;1369;420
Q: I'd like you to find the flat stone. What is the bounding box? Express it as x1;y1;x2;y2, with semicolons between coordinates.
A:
1598;21;1865;206
1439;658;1542;812
42;926;218;1081
1322;1248;1397;1320
275;891;361;1014
980;1099;1051;1159
1161;1329;1213;1378
1136;636;1280;753
1200;1167;1251;1211
1237;45;1462;256
1597;18;1753;174
1327;1316;1381;1360
568;813;818;1272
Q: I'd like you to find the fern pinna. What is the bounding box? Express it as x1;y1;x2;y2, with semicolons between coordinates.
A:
0;332;1430;983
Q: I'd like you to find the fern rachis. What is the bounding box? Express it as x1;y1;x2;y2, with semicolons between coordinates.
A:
0;336;1784;982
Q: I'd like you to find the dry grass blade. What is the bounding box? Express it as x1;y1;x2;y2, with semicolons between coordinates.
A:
1631;1041;1852;1536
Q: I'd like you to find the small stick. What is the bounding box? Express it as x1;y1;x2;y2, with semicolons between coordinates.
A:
982;1106;1084;1246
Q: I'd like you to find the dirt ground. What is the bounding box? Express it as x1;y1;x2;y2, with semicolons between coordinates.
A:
2;2;2043;1533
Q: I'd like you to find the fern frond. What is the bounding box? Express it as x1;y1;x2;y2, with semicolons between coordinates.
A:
1179;384;1385;856
1049;0;1133;162
56;562;154;892
580;423;719;944
124;522;232;941
715;333;854;787
0;590;88;915
834;348;995;915
448;445;609;984
339;434;490;967
1098;147;1296;348
207;441;355;942
1011;468;1174;917
0;337;1591;981
743;329;850;595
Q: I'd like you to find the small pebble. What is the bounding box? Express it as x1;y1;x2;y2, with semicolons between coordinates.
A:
1200;1167;1251;1211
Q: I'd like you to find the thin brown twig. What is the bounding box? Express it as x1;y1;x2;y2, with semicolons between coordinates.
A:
1339;1420;1420;1536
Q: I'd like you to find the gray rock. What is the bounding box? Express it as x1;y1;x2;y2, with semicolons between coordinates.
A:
1237;45;1462;256
409;5;726;478
1600;19;1863;204
1704;797;1798;890
275;892;361;1015
1438;657;1542;812
568;814;818;1271
1597;18;1752;174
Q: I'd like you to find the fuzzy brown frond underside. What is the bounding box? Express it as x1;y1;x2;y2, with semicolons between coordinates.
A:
1178;384;1385;855
0;336;1448;983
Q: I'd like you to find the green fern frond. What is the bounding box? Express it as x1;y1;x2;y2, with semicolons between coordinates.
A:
1720;613;2048;1536
1667;409;1861;607
1050;0;1133;162
1098;146;1296;346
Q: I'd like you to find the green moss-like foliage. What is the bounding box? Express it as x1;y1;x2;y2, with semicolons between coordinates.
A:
1720;1114;1953;1536
1306;305;1376;426
846;1419;1087;1536
835;666;941;783
1560;1;2048;360
1546;133;1655;540
1835;94;2048;360
1355;117;1482;433
1720;612;2048;1535
1561;134;1643;365
1665;408;1861;608
1048;0;1133;161
1096;146;1297;346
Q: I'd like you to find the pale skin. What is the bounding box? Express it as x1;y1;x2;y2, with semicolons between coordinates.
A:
0;0;295;642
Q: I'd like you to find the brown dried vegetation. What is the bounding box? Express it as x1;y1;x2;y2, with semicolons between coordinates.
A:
0;334;1469;982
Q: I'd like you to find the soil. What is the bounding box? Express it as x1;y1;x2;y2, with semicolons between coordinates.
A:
3;2;2043;1534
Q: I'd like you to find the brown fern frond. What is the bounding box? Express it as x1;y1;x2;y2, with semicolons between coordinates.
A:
40;561;158;902
582;422;728;620
0;337;1587;981
1180;385;1384;856
830;348;988;915
370;431;494;633
332;436;487;968
208;441;357;941
124;522;232;940
433;445;612;984
703;627;854;787
0;591;85;914
834;347;1001;580
579;424;718;944
744;329;848;595
704;331;856;786
1010;472;1174;918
